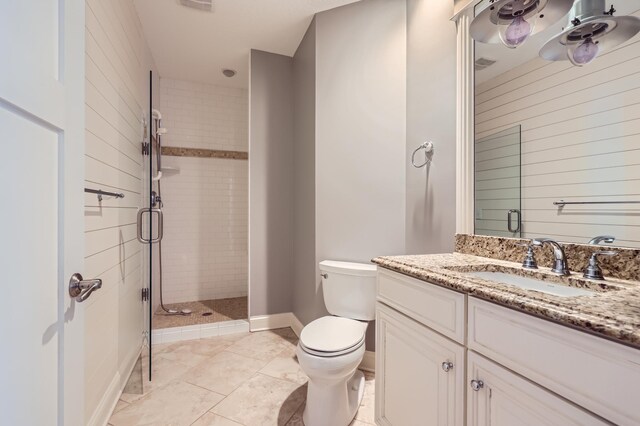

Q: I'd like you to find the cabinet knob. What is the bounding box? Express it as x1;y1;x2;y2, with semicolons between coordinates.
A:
441;362;454;372
470;379;484;391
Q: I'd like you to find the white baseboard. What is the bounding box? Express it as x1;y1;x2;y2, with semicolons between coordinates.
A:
252;312;375;373
249;313;296;332
86;347;141;426
86;372;121;426
359;350;376;372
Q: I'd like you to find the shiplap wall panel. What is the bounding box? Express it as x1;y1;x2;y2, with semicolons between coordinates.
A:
84;240;141;280
85;106;140;161
85;156;141;191
476;177;520;191
85;132;141;178
522;165;640;187
85;225;138;258
477;72;640;129
475;10;640;247
85;207;138;232
83;0;153;423
476;165;520;180
476;39;640;105
477;86;640;136
475;127;521;237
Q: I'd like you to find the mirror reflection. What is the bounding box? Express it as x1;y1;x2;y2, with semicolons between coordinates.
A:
473;0;640;248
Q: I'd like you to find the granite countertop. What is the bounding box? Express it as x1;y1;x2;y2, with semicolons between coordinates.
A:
372;253;640;349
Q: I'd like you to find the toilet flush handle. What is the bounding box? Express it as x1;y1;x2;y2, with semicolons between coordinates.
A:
320;273;328;279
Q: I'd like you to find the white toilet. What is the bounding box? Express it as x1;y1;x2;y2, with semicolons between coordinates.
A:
296;260;377;426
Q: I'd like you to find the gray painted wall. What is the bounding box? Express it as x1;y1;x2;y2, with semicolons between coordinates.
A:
314;0;408;350
315;0;407;263
249;0;457;341
405;0;457;254
292;20;321;326
249;49;294;316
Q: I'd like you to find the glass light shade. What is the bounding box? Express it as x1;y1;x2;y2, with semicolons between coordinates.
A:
567;37;600;66
498;14;537;48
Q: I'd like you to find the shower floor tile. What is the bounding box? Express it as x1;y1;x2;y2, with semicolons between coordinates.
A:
153;297;247;330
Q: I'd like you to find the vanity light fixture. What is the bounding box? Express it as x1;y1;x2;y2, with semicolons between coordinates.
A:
540;0;640;66
470;0;574;49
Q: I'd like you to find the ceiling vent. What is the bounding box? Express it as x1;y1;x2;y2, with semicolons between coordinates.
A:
474;57;497;71
180;0;213;12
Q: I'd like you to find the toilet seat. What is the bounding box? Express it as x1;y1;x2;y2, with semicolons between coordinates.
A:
299;316;367;357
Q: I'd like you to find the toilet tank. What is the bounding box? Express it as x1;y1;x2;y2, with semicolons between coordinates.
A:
319;260;377;321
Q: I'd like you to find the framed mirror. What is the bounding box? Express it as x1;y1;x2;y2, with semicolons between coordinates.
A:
471;0;640;248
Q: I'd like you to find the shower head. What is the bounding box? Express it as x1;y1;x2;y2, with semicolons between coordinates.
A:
152;109;162;120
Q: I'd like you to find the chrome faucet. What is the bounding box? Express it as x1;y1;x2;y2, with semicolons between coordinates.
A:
588;235;615;245
532;238;570;276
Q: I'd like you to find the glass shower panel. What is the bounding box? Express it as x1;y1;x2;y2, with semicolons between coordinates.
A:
474;125;522;238
144;70;155;380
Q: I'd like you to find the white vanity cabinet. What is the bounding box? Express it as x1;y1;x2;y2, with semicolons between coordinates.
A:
375;303;465;426
375;268;638;426
467;297;640;426
376;269;465;426
466;352;607;426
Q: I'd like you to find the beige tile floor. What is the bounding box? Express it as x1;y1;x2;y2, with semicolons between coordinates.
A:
109;328;375;426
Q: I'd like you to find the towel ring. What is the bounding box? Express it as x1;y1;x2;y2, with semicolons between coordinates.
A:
411;141;434;168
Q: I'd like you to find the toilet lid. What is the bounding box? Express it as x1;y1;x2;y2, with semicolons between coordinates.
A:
300;316;367;353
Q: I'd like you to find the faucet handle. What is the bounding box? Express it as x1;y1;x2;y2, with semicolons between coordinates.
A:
583;251;618;280
518;242;539;269
593;250;618;257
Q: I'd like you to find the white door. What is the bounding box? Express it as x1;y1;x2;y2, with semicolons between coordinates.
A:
375;303;465;426
0;1;85;425
467;352;607;426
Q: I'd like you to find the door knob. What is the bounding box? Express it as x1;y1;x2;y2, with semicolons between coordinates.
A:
69;273;102;302
470;379;485;391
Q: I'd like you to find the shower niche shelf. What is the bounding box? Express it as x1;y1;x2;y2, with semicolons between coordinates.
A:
160;166;180;177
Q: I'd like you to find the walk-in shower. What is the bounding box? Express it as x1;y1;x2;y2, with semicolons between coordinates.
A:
150;109;191;316
140;73;249;368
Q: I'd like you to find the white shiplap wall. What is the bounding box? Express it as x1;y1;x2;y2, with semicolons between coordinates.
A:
475;126;521;237
84;0;155;424
158;78;248;304
475;14;640;248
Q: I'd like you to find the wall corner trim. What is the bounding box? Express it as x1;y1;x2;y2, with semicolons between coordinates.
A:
455;8;475;234
250;313;375;372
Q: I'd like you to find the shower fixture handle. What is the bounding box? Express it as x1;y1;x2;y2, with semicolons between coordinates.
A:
137;208;164;244
68;273;102;303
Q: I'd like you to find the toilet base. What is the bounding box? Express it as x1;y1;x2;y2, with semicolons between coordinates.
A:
303;369;365;426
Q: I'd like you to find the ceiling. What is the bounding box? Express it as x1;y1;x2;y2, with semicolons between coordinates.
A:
475;0;640;85
133;0;361;88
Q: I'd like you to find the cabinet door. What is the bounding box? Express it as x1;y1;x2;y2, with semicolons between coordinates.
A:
467;352;608;426
376;303;464;426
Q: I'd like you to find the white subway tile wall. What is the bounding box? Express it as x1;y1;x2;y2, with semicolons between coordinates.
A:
159;77;248;151
158;78;248;304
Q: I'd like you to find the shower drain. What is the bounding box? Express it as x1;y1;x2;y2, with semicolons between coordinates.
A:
202;312;213;317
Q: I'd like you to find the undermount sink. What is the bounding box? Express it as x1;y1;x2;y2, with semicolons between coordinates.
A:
465;271;594;297
444;264;623;298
